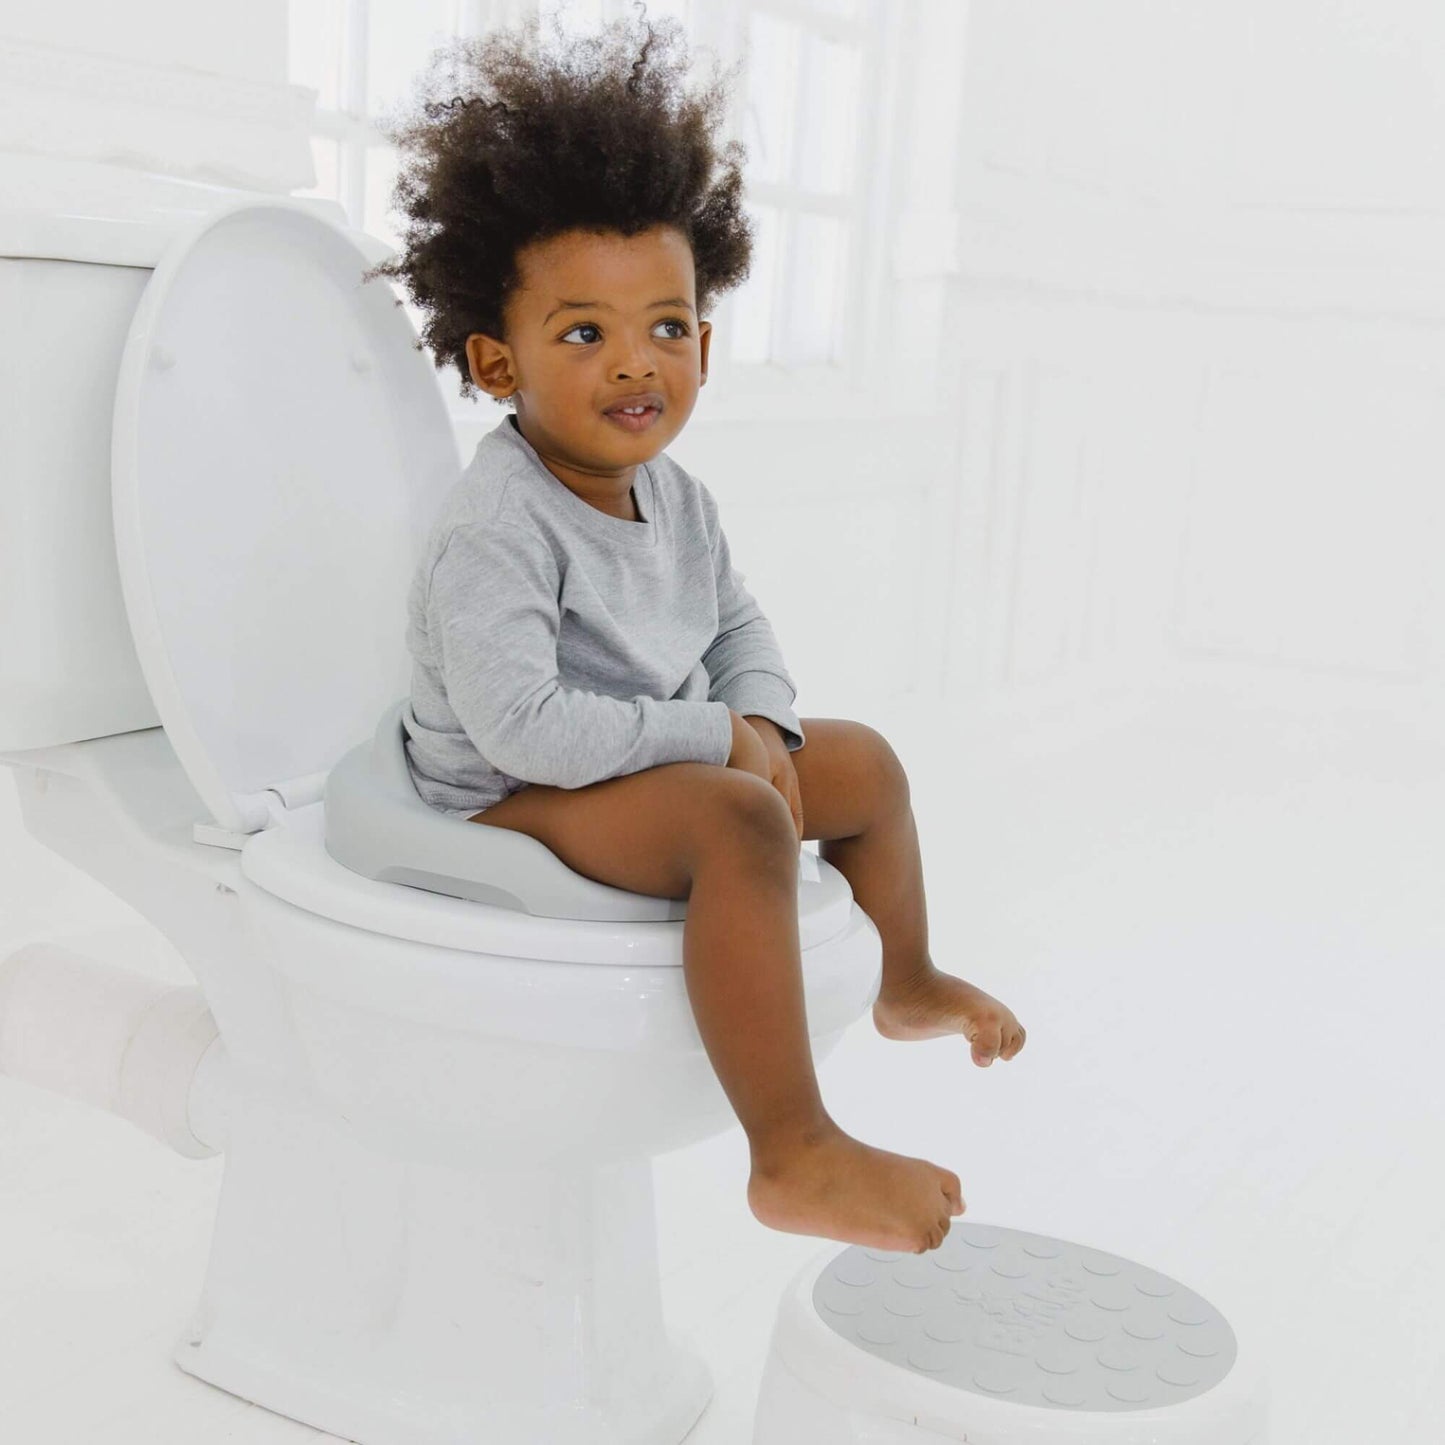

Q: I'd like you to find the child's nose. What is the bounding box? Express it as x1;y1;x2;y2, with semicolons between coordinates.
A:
610;344;656;380
613;361;655;382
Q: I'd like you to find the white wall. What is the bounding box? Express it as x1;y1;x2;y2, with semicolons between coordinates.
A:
1;3;286;84
934;0;1445;737
0;1;307;190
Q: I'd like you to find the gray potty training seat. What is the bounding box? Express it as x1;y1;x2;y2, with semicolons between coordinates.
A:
324;697;691;921
754;1222;1270;1443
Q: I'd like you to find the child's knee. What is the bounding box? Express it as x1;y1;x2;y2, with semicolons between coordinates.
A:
700;771;798;856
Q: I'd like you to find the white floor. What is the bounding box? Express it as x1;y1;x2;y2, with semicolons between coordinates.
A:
1;681;1441;1443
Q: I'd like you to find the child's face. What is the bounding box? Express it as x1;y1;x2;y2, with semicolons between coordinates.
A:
465;225;712;477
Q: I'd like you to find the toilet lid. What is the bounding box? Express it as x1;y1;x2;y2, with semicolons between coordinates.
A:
112;199;461;835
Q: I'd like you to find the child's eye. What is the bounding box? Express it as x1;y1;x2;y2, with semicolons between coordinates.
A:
559;319;690;345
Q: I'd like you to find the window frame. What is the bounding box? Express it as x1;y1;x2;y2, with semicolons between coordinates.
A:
673;0;907;420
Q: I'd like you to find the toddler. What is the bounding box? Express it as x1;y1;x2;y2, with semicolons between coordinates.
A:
367;8;1026;1255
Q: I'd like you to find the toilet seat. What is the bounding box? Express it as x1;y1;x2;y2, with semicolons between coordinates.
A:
243;799;854;964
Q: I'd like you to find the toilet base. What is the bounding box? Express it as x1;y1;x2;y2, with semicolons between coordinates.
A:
175;1067;714;1445
176;1327;712;1445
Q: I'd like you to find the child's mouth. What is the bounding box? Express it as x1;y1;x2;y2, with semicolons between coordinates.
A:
603;405;661;433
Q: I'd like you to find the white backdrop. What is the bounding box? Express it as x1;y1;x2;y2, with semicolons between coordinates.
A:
2;5;1443;1441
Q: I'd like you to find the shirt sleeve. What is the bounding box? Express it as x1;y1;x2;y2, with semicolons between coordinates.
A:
697;481;806;753
428;521;735;788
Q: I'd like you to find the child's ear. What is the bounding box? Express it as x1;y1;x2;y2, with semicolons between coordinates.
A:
697;320;712;386
465;332;517;399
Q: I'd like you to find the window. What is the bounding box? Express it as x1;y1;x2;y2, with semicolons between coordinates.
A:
289;0;477;346
728;3;866;367
289;0;896;415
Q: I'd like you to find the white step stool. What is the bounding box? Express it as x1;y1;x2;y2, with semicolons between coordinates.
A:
754;1222;1269;1443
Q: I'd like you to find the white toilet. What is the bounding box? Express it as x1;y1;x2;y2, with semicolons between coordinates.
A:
0;184;883;1444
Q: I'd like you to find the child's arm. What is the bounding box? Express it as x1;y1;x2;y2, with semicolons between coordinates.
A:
428;520;734;788
696;483;805;754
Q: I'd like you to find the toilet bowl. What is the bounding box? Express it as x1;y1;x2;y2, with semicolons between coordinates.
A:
0;188;883;1444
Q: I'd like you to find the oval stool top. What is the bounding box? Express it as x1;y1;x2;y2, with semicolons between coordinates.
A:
812;1221;1238;1414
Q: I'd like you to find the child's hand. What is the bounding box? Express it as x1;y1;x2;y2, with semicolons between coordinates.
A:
731;713;804;842
726;708;772;780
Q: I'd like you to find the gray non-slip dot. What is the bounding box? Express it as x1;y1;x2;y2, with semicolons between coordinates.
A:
811;1223;1238;1414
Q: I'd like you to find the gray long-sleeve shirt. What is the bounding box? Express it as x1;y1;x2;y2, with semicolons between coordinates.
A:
403;413;805;815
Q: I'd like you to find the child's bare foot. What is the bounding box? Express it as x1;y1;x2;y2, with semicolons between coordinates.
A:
747;1124;965;1254
873;964;1027;1066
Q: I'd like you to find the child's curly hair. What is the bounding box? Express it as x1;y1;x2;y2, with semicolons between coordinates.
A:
363;3;754;405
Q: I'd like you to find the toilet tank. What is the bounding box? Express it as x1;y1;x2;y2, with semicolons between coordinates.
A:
0;168;390;754
1;253;158;752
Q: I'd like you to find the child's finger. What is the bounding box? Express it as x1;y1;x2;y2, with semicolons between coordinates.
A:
940;1173;966;1214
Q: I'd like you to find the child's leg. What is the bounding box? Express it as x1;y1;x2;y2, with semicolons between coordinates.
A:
788;719;1028;1066
471;762;964;1252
